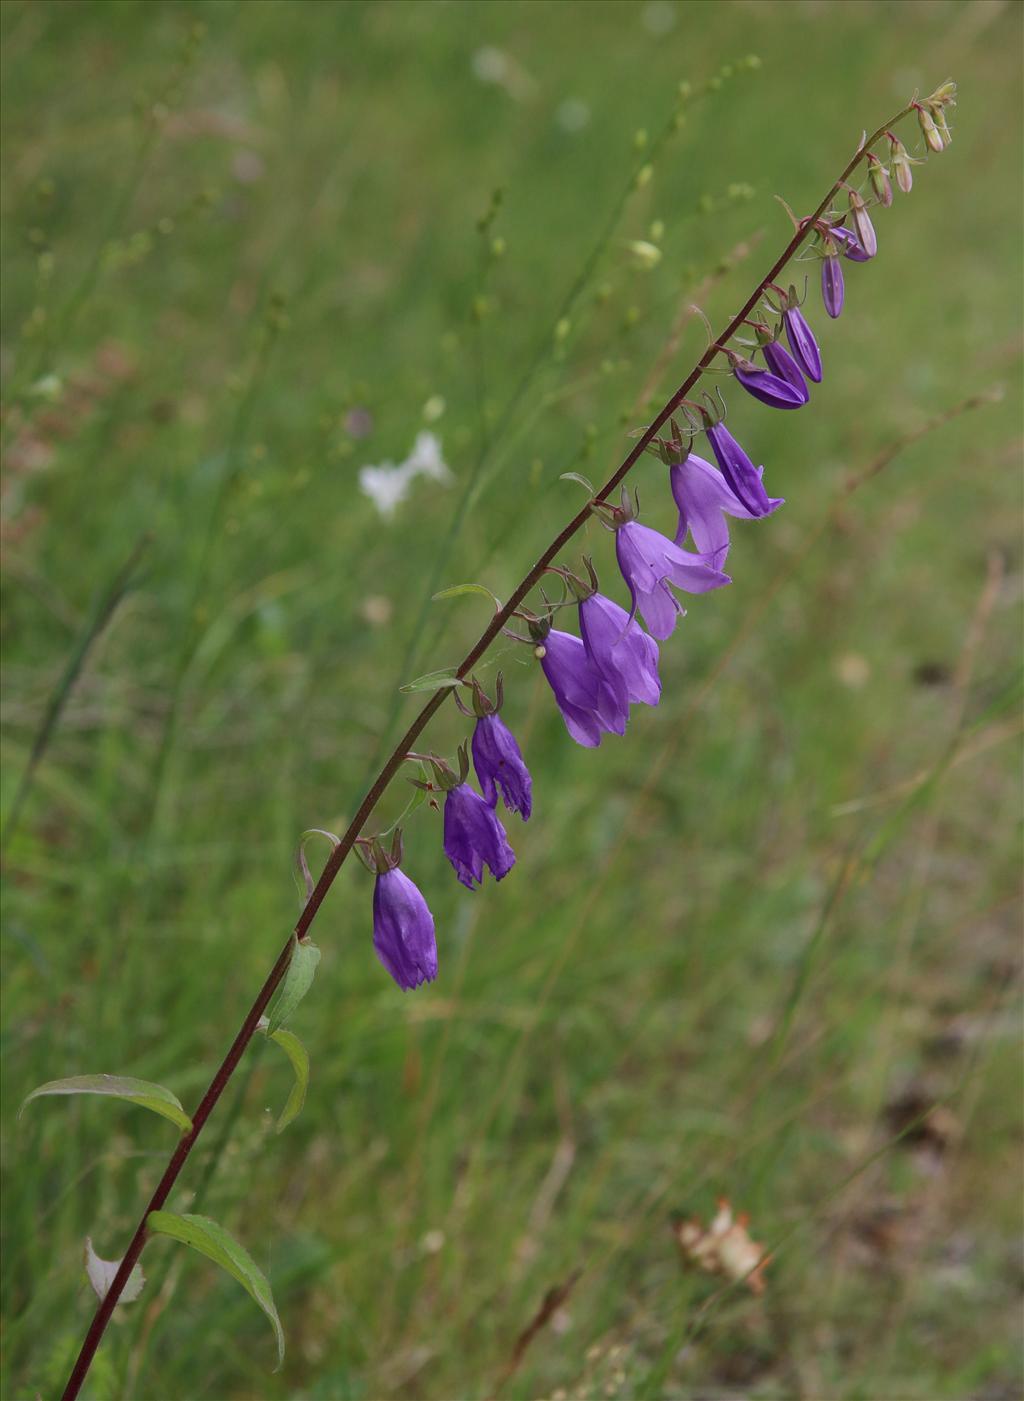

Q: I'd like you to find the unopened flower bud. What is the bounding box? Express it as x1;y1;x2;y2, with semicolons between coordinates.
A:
867;153;893;208
926;101;952;147
888;135;916;194
926;80;957;109
916;104;944;154
848;190;877;258
821;248;844;319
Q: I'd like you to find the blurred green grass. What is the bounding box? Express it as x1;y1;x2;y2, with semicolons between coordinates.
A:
2;1;1021;1398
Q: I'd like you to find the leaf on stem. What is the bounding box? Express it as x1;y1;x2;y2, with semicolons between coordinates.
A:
399;666;463;694
257;1017;309;1132
146;1211;284;1368
19;1075;192;1134
265;937;321;1035
431;582;503;610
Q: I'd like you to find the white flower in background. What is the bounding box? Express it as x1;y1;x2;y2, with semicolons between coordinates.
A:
405;430;453;483
359;431;453;521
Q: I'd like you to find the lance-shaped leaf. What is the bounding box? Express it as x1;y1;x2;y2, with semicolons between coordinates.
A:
257;1017;309;1132
20;1075;192;1134
147;1212;284;1367
84;1238;146;1304
399;666;462;694
432;582;502;610
265;937;321;1035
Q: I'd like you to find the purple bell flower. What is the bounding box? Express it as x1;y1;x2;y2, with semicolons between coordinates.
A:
705;421;779;518
373;866;438;991
782;305;822;383
578;591;661;710
761;340;809;404
732;357;806;410
829;226;872;262
670;453;782;569
615;520;730;641
821;253;844;318
471;712;532;820
539;627;627;747
443;780;515;890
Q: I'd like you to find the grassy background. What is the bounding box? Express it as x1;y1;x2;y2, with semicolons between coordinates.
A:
2;1;1021;1398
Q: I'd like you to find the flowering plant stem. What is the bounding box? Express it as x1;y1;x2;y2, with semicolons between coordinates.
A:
60;96;915;1401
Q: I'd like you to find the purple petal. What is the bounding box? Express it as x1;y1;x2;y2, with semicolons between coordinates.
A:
783;306;822;383
539;629;619;747
471;713;532;820
762;341;809;404
670;456;735;565
830;226;872;263
705;423;783;520
443;784;515;889
372;868;437;990
821;255;844;318
733;361;806;410
579;592;661;708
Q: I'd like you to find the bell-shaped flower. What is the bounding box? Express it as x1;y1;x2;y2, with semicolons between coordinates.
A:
761;340;809;404
670;452;782;569
782;303;822;383
615;519;730;640
371;855;437;991
731;354;806;410
578;590;661;710
829;226;872;262
538;626;627;747
443;778;515;890
821;252;844;318
705;421;779;519
471;712;532;820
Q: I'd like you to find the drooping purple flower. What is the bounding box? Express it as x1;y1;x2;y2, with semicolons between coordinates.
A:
782;305;822;383
538;627;627;747
829;226;872;262
471;712;532;820
615;520;730;641
578;591;661;710
443;781;515;889
761;340;809;404
821;253;844;318
670;453;783;569
372;866;437;991
732;357;806;410
705;421;779;519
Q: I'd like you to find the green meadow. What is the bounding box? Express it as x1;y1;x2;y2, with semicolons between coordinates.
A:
2;2;1021;1397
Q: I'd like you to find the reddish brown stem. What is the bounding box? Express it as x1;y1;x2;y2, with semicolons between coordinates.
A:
61;96;915;1401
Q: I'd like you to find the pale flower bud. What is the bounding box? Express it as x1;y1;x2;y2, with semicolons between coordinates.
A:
916;104;945;154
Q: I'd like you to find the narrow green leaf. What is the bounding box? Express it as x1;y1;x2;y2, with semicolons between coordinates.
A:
20;1075;192;1134
431;582;502;610
399;667;463;694
147;1211;284;1368
258;1018;310;1132
559;471;596;493
266;938;321;1035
